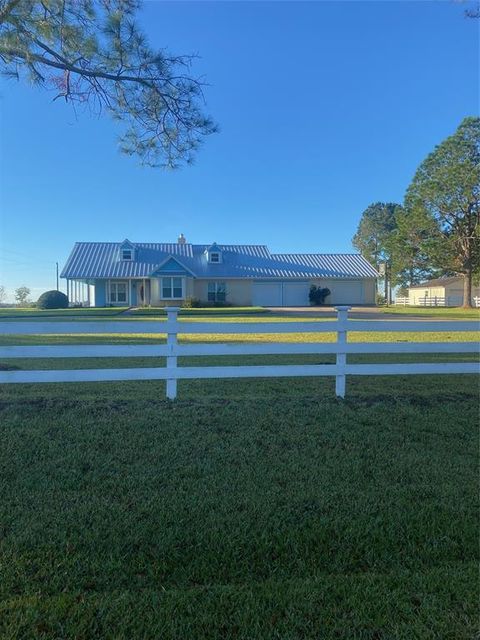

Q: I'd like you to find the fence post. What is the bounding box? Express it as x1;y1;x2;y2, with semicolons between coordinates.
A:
165;307;179;400
335;306;351;399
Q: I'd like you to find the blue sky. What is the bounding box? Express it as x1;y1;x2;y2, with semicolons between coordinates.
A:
0;1;478;301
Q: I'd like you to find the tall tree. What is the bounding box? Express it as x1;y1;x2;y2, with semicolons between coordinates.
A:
14;286;31;305
387;206;440;289
352;202;400;302
0;0;216;168
404;117;480;308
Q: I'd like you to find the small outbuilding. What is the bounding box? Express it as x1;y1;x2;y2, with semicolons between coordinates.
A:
407;276;480;307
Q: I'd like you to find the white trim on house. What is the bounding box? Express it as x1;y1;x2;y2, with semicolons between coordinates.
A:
207;281;227;302
160;276;185;300
152;256;197;277
121;249;133;261
107;280;130;305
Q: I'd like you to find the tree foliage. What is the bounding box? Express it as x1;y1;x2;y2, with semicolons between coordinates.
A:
14;285;31;305
0;284;6;303
0;0;217;168
403;117;480;307
388;206;439;288
352;202;401;301
352;202;399;268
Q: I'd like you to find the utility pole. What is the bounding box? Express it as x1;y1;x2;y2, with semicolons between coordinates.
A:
56;262;59;291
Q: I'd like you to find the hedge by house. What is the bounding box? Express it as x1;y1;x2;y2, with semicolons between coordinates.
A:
37;290;68;309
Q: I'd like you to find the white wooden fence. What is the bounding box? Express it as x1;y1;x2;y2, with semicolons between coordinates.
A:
419;296;446;307
0;307;478;399
396;296;480;308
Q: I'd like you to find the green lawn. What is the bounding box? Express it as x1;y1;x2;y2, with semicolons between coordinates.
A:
0;315;479;639
129;306;269;315
382;305;480;319
0;307;128;318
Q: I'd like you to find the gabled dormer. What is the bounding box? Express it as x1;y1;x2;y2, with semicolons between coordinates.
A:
119;239;135;262
205;242;222;264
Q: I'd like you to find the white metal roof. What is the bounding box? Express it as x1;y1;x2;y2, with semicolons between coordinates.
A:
61;242;378;280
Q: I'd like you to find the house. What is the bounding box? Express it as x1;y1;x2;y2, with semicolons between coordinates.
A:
60;237;378;307
407;276;480;307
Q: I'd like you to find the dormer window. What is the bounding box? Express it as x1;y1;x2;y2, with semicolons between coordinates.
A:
205;243;222;264
119;239;135;262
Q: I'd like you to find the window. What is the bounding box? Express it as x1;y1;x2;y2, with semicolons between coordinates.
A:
121;249;133;261
162;277;183;299
209;252;220;263
109;281;128;303
208;282;226;302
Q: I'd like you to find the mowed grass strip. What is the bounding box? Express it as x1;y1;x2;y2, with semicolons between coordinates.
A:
0;307;128;318
380;306;480;319
0;373;478;639
0;313;478;638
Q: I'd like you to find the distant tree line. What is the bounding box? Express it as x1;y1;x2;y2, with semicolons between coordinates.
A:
353;117;480;308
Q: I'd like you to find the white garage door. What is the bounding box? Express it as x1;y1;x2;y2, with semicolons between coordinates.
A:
330;281;364;304
252;282;282;306
253;281;310;306
283;282;310;306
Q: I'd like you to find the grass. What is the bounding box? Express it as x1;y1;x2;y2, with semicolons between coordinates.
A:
0;307;128;318
382;306;480;319
0;313;479;638
129;306;269;315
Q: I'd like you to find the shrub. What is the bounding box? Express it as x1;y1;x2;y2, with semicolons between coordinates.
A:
37;290;69;309
309;285;331;306
182;297;202;308
183;299;235;308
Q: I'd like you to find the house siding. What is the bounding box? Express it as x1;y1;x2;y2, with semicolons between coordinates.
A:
194;279;252;306
311;278;376;305
148;276;194;306
87;276;376;307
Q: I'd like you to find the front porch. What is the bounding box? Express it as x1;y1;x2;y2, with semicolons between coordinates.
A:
65;277;192;307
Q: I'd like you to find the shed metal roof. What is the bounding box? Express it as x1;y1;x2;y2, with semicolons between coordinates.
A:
61;242;378;280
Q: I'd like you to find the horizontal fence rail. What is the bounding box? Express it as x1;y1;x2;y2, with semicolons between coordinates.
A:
1;341;478;359
0;319;479;334
0;307;478;399
419;296;446;307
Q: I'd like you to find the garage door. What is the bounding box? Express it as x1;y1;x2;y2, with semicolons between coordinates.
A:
252;282;282;306
330;281;364;304
253;281;310;306
283;282;310;306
